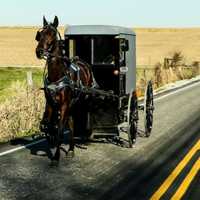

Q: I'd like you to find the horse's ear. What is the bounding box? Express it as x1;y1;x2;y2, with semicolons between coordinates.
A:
53;16;59;28
43;16;48;27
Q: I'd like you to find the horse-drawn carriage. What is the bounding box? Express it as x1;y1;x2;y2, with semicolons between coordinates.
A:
64;25;154;147
35;16;154;162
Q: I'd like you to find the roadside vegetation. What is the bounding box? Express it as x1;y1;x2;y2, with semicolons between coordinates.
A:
136;51;200;95
0;80;44;142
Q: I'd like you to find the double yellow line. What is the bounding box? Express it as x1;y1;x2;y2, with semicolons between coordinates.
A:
150;139;200;200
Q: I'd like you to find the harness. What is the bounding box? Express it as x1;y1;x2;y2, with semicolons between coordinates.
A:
43;60;84;106
44;75;72;95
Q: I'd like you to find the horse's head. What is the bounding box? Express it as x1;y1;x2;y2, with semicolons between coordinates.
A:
35;16;59;59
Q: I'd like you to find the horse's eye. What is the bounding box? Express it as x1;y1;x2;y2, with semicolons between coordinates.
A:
35;31;41;41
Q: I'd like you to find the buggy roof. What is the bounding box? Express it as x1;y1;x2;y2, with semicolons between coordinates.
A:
64;25;135;36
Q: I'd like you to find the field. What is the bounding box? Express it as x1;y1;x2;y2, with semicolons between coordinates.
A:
0;27;200;67
0;27;64;67
135;28;200;66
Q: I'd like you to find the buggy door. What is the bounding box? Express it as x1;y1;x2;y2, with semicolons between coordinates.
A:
92;36;120;94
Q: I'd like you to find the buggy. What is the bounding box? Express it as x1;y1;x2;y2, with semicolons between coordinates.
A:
64;25;154;147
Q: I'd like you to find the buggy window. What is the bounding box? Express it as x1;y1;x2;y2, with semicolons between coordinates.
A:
93;37;115;65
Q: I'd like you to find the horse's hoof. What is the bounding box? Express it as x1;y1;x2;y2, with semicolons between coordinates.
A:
50;159;59;167
36;150;46;156
66;150;74;158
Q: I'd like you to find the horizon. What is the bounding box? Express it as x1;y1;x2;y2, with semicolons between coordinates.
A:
8;26;200;29
1;26;200;29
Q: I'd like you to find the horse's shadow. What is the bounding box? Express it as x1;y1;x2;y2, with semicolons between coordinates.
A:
10;135;53;159
9;132;90;160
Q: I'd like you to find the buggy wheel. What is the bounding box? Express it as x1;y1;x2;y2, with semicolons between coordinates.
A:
144;80;154;137
127;89;138;148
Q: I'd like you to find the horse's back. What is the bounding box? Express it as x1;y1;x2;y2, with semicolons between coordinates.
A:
74;59;93;87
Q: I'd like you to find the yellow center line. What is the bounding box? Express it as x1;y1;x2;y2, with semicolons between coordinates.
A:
171;156;200;200
150;139;200;200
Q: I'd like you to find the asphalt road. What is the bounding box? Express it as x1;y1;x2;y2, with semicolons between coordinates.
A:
0;82;200;200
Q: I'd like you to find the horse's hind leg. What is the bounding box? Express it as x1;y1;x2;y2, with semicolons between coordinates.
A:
53;143;61;162
67;116;75;158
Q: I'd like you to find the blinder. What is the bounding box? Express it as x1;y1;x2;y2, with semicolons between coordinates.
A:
35;31;41;41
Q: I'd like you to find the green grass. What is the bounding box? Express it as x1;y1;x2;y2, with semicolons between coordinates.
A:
0;67;43;102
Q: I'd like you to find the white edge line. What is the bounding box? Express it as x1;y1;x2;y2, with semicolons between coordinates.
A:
1;81;200;157
139;81;200;106
155;81;200;102
0;138;46;157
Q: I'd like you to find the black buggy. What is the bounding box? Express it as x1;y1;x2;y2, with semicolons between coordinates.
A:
64;25;154;147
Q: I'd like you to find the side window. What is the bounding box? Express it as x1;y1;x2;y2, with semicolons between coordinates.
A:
119;39;129;66
69;39;76;58
93;37;115;65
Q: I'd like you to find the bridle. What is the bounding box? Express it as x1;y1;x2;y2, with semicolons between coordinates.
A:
36;24;71;82
35;24;62;60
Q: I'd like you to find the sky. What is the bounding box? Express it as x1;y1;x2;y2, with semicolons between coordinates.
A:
1;0;200;27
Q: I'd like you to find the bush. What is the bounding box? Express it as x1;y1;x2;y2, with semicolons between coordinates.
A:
171;51;184;68
154;62;163;88
0;81;44;142
191;61;200;77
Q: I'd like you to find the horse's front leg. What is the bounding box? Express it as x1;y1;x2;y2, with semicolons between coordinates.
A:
52;108;65;162
53;103;74;161
61;103;74;158
52;120;62;163
40;102;53;133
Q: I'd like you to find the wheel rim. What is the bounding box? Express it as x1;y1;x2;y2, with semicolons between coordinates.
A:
144;81;154;136
127;89;138;147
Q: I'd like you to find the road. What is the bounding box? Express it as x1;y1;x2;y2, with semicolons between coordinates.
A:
0;82;200;200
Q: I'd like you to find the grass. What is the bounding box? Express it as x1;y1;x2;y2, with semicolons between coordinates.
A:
0;81;44;142
0;67;43;102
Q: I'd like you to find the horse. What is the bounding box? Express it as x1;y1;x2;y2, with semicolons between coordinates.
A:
35;16;94;164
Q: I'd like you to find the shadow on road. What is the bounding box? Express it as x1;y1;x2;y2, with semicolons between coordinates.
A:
10;136;53;159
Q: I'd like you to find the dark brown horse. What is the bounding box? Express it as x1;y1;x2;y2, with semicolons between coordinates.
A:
35;16;93;164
